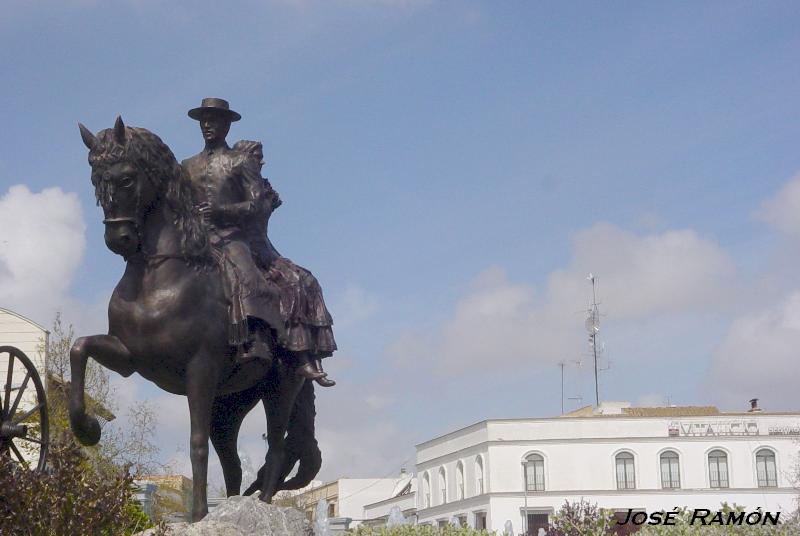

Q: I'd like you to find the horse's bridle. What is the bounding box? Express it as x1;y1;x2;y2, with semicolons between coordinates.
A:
100;167;192;265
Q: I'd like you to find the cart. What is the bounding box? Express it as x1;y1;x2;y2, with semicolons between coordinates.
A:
0;346;49;471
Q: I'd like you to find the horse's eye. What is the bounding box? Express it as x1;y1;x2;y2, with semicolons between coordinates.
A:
120;177;134;188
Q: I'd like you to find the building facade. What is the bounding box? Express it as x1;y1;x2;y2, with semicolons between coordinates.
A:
294;477;412;530
414;402;800;534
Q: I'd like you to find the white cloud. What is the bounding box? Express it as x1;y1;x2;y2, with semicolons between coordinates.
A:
332;284;380;329
755;174;800;235
390;223;736;374
0;185;86;319
546;223;736;319
706;291;800;410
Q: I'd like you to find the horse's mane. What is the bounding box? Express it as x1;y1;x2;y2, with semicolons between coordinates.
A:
88;126;210;265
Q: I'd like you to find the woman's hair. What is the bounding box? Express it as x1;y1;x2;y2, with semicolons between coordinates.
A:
233;139;263;159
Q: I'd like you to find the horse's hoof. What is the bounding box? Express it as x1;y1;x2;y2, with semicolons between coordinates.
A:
258;491;274;503
72;414;101;446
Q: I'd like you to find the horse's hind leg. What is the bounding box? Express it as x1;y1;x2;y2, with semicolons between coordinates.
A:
210;387;262;496
259;365;305;502
69;335;134;446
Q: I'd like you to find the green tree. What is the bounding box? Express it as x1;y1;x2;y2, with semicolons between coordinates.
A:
0;441;155;535
40;312;161;477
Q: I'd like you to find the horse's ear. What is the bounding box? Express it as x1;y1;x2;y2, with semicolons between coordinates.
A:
78;123;98;150
114;115;126;145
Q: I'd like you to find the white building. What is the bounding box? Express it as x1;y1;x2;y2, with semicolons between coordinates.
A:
0;307;49;467
362;473;416;526
294;477;411;530
414;401;800;534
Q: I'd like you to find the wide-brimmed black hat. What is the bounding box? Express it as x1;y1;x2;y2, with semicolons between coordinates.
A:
188;97;241;122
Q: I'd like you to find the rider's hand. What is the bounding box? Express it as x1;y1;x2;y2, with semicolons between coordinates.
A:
197;201;212;223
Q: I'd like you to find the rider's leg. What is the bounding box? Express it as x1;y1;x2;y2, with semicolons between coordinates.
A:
313;358;336;387
223;240;279;363
292;351;327;381
69;335;134;445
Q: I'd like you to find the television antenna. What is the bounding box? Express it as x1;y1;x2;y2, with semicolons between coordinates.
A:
586;274;602;406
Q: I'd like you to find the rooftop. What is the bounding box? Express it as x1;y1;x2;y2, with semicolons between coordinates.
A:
561;401;721;418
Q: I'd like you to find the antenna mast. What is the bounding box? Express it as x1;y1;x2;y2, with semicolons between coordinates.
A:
559;362;565;414
586;274;601;406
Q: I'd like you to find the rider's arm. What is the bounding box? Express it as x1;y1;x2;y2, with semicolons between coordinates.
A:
213;158;263;225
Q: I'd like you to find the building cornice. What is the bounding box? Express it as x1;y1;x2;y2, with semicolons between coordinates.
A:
416;413;800;450
416;434;799;468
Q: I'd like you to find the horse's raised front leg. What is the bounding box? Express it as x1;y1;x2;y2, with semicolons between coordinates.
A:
186;355;220;522
69;334;134;446
259;364;305;502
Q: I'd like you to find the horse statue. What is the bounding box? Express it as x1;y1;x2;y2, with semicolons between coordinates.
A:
69;117;321;521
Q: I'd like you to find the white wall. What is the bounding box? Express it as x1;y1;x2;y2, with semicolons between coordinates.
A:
0;308;48;375
337;478;404;526
415;414;800;528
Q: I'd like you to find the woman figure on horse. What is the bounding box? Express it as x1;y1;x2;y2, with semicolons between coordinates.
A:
234;139;337;387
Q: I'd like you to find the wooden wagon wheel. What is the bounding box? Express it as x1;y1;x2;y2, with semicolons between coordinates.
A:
0;346;49;471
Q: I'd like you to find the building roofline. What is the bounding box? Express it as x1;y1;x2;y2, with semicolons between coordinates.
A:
0;307;49;334
415;411;800;449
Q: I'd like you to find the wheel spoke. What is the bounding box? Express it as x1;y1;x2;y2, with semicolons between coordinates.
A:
7;371;31;420
13;402;44;425
9;441;29;468
3;352;14;419
18;435;43;445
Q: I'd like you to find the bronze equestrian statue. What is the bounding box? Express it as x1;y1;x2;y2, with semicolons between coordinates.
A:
69;99;337;521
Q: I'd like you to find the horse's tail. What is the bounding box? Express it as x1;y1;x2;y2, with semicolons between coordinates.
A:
278;379;322;490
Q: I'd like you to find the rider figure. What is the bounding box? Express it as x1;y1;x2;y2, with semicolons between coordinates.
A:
233;139;337;387
182;98;284;364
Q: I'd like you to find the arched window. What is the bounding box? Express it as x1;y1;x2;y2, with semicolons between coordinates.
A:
615;452;635;490
756;449;777;487
660;451;680;489
524;453;545;492
438;468;447;504
475;456;484;495
422;472;431;508
456;462;465;500
708;449;729;488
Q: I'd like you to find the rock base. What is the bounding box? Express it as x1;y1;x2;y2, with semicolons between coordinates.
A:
136;495;312;536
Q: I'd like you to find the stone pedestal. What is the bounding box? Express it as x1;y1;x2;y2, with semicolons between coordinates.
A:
136;495;312;536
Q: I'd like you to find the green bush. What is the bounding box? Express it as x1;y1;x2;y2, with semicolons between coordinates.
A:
548;499;615;535
0;441;154;536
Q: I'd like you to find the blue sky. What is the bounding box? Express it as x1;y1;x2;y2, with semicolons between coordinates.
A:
2;1;800;483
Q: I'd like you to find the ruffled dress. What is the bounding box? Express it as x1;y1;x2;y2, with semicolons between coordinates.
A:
250;180;337;358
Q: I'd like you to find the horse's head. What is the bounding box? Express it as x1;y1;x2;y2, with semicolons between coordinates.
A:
79;117;183;259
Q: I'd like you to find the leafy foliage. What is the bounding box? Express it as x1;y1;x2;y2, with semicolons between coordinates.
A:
547;499;615;535
0;441;154;536
40;312;161;476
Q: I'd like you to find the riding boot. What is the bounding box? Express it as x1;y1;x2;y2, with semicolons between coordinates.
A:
313;358;336;387
293;353;327;381
239;319;273;365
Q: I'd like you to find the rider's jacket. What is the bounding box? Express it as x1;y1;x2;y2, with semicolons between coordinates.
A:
183;145;262;239
182;145;284;345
